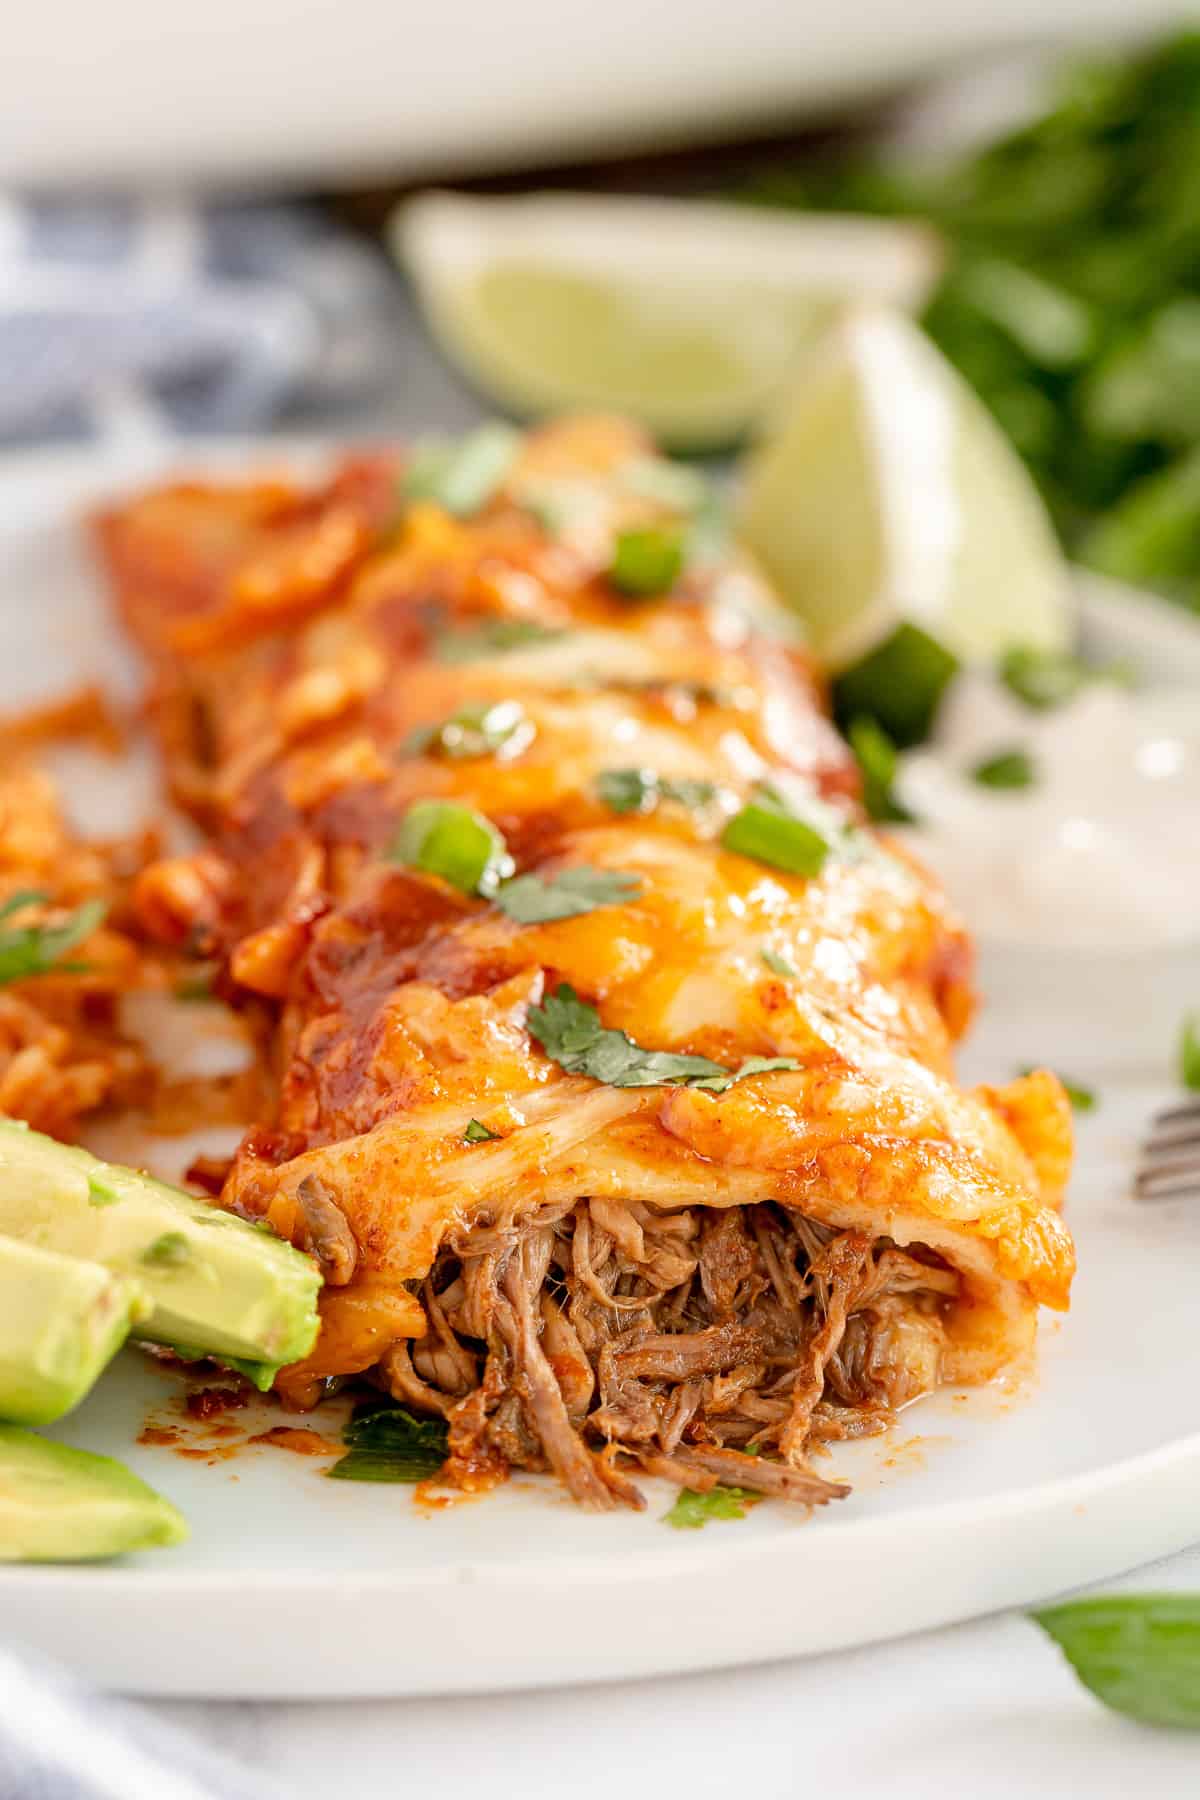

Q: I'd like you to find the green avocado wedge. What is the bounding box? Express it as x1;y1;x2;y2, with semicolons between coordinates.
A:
0;1234;148;1425
0;1425;188;1562
0;1120;321;1390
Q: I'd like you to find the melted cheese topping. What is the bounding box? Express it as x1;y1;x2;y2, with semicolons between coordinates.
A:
94;417;1075;1392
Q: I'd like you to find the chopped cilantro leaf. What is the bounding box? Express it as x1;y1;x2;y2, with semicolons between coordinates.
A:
0;893;107;987
436;619;568;663
665;1485;760;1529
1020;1065;1097;1111
463;1119;499;1144
688;1056;799;1094
595;768;718;816
527;985;725;1088
495;866;642;925
402;700;530;761
527;984;795;1094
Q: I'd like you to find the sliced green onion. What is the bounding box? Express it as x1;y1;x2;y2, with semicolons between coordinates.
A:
618;456;711;513
1180;1013;1200;1091
760;947;797;979
721;790;832;878
401;423;521;518
832;624;960;748
972;747;1038;789
846;716;914;822
388;801;511;896
609;526;685;598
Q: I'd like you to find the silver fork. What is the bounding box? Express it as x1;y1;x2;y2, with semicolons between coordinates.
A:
1134;1098;1200;1201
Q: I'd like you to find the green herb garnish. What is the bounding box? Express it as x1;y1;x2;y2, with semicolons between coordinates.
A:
526;984;796;1093
436;619;568;663
0;892;107;987
972;748;1038;789
760;948;798;979
141;1231;191;1268
495;866;642;925
1180;1013;1200;1091
527;985;726;1088
687;1056;799;1095
86;1175;122;1208
401;423;521;517
388;801;512;896
1032;1594;1200;1729
609;525;685;598
463;1119;499;1144
594;769;718;816
1000;647;1093;710
174;966;216;1002
739;32;1200;614
327;1399;450;1484
665;1485;761;1530
720;789;833;878
1020;1066;1096;1111
618;456;711;514
847;716;914;823
832;624;959;748
402;700;529;761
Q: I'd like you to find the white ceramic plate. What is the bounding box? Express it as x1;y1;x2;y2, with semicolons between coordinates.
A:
1;2;1185;189
2;441;1200;1700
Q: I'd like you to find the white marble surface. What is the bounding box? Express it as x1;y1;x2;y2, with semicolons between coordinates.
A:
151;1543;1200;1799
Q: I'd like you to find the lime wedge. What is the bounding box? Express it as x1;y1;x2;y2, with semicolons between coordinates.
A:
736;307;1073;680
393;192;942;451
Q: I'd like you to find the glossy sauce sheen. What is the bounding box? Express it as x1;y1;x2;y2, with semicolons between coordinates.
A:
94;418;1075;1407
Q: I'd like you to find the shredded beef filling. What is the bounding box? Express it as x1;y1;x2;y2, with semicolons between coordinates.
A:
374;1201;959;1511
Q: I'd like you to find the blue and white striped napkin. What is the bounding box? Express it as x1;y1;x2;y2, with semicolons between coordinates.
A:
0;194;404;448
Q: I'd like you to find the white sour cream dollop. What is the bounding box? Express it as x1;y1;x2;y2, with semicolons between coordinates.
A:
898;675;1200;950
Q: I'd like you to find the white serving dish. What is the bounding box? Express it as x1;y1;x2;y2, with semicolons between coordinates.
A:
1;438;1199;1699
0;2;1187;190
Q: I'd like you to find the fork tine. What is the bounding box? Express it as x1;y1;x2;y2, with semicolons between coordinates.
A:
1142;1127;1200;1158
1134;1098;1200;1201
1135;1162;1200;1200
1147;1100;1200;1131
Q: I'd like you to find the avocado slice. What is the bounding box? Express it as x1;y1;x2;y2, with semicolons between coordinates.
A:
0;1120;321;1390
0;1234;148;1425
0;1424;188;1561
